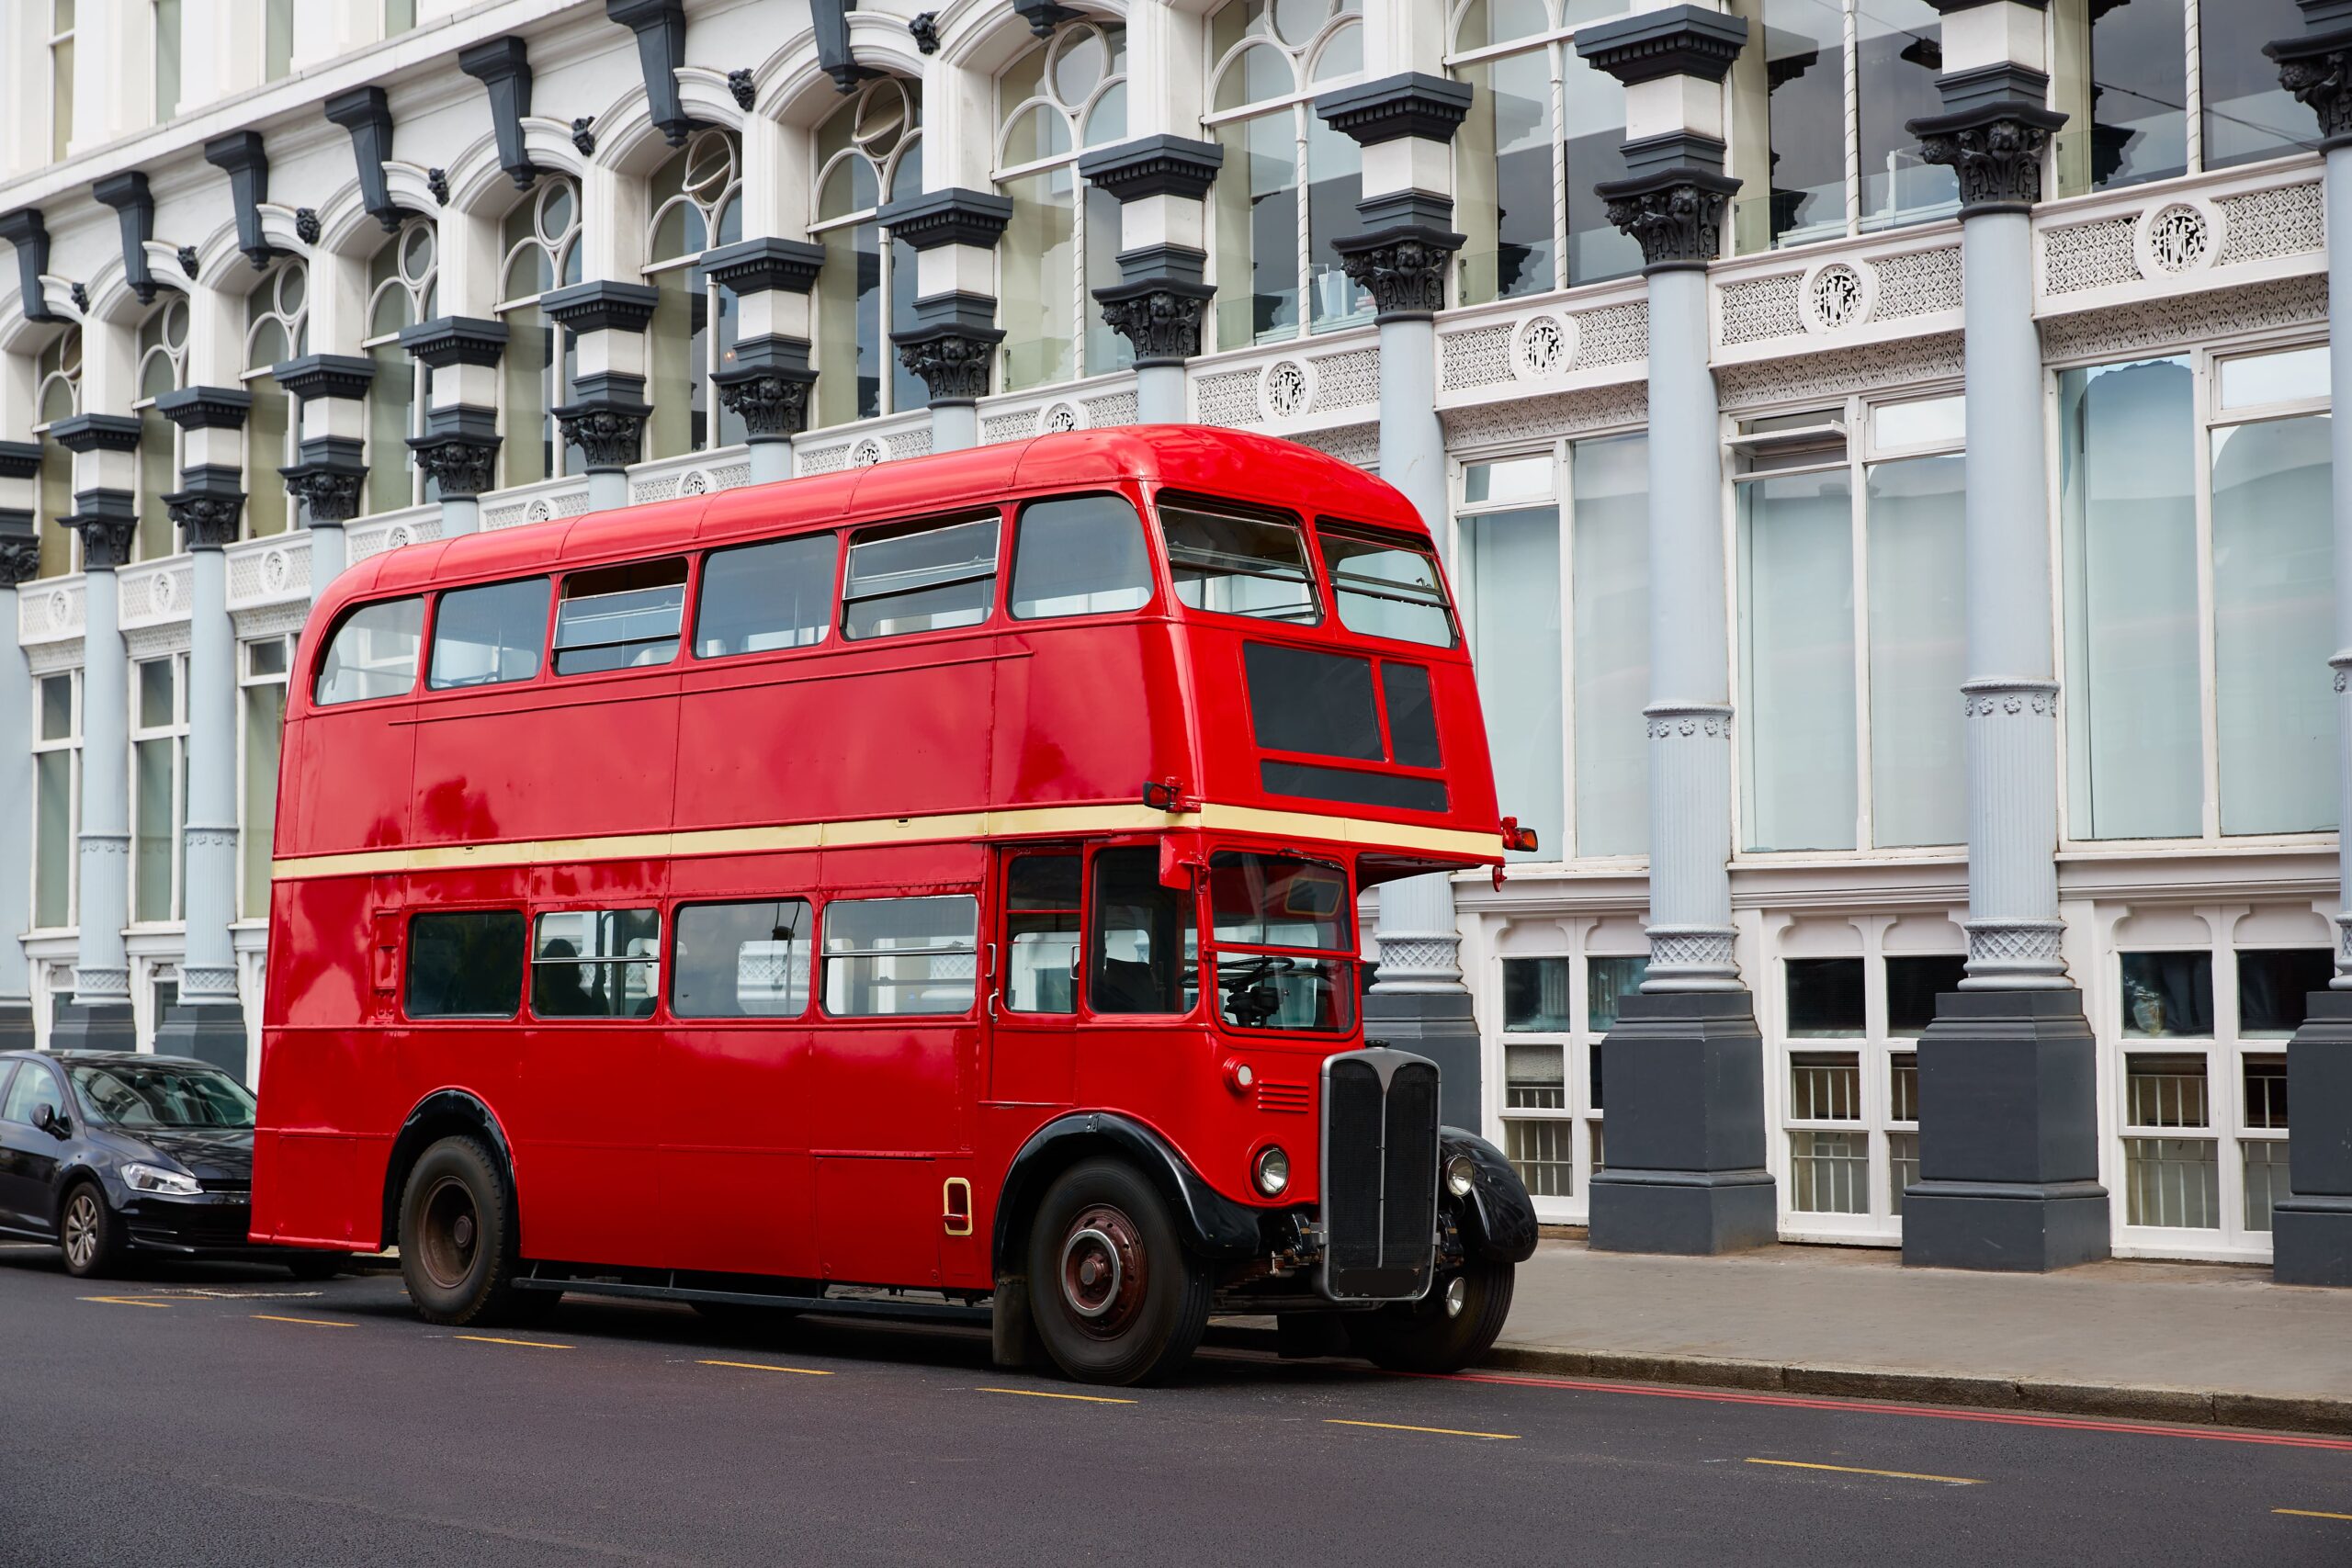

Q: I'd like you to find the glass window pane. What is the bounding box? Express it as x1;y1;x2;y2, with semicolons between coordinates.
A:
842;517;1000;639
2060;358;2199;840
1243;642;1383;760
2087;0;2187;188
1572;434;1648;858
1739;471;1858;851
1000;166;1076;392
1082;182;1132;376
1588;956;1647;1033
1381;662;1441;769
1857;0;1957;231
1463;456;1551;507
1504;1042;1566;1110
1504;1117;1571;1198
133;735;175;923
500;302;552;486
1160;503;1318;622
1788;1130;1870;1213
35;750;72;929
154;0;180;119
1501;957;1572;1032
1563;48;1638;284
1007;854;1081;1015
1889;1129;1918;1213
815;220;879;427
531;909;660;1018
2120;952;2214;1039
2219;346;2328;410
138;658;175;729
2244;1140;2290;1232
405;909;526;1019
1464;506;1562;860
2237;949;2332;1037
1761;0;1847;245
1011;493;1153;618
1211;111;1299;346
1453;49;1557;306
1305;114;1369;331
428;578;549;689
367;342;414;514
2124;1136;2219;1227
823;896;979;1016
313;597;424;705
1090;847;1195;1015
1790;1051;1861;1120
241;680;284;920
2203;0;2313;170
695;534;837;656
672;899;813;1018
1891;1052;1919;1122
554;558;687;675
1320;530;1454;647
1871;394;1965;452
2243;1052;2289;1129
1787;957;1865;1036
1208;852;1350;950
1866;453;1966;847
2212;415;2334;835
1886;954;1965;1035
40;673;72;740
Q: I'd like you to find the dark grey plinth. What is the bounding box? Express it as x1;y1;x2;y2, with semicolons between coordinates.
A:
2274;990;2352;1287
153;1002;249;1080
48;1001;136;1053
0;1002;32;1053
1363;988;1482;1132
1587;990;1778;1255
1903;987;2111;1272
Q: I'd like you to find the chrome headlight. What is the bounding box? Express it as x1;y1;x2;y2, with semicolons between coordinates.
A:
1444;1154;1476;1198
122;1162;202;1197
1252;1145;1290;1197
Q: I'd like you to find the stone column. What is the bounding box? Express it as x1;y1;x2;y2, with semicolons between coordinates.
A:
151;387;252;1077
1080;137;1222;425
47;412;141;1050
1306;73;1481;1128
1577;5;1777;1255
0;491;37;1052
874;189;1012;454
401;317;507;538
701;238;823;484
275;355;374;579
2265;0;2352;1286
1897;1;2107;1272
543;282;658;511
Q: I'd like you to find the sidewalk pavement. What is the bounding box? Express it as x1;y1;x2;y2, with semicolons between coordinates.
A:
1466;1236;2352;1433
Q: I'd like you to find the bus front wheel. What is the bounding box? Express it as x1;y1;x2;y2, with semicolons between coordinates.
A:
1025;1157;1210;1387
398;1135;532;1327
1343;1261;1515;1374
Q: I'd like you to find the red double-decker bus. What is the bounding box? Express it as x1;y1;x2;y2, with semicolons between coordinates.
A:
253;426;1537;1384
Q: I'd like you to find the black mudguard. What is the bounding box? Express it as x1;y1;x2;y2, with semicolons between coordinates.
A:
1440;1126;1540;1264
991;1111;1265;1279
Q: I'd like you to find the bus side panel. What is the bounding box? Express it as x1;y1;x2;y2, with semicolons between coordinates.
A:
662;1026;817;1279
409;680;683;847
989;624;1167;806
290;706;415;855
268;874;376;1031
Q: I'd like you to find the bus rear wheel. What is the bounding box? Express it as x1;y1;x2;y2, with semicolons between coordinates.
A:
398;1135;530;1327
1344;1261;1515;1374
1025;1158;1209;1387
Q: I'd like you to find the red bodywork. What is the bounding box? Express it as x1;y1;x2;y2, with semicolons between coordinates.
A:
253;426;1504;1291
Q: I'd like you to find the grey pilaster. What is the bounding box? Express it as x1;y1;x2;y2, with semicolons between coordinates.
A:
401;316;508;540
0;502;37;1051
876;188;1012;454
1079;136;1223;424
701;238;824;483
543;282;658;510
1898;0;2108;1271
2264;0;2352;1284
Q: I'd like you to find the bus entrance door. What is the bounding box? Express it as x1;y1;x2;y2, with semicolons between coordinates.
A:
989;849;1082;1107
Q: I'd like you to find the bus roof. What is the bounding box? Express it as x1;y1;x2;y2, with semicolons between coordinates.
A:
314;426;1425;622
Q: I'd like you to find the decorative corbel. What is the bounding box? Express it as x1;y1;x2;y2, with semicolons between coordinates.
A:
324;85;405;233
459;37;539;191
204;131;281;270
811;0;876;95
0;209;62;323
93;173;157;305
1012;0;1083;39
608;0;692;147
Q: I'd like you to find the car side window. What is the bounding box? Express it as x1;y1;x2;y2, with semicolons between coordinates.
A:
0;1062;65;1125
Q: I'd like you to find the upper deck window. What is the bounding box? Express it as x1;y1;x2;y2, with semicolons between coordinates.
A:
1159;502;1319;624
428;578;549;691
695;535;837;657
822;896;980;1015
1319;527;1455;648
313;596;424;705
842;515;1001;640
1010;494;1153;619
555;559;687;675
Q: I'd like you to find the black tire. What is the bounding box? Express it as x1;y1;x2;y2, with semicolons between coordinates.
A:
397;1135;530;1326
1344;1261;1515;1375
58;1182;121;1280
284;1252;352;1281
1024;1157;1210;1387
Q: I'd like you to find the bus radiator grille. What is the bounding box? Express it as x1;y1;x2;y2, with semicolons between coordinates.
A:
1319;1051;1440;1302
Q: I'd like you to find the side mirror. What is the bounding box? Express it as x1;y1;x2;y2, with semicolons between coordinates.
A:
33;1104;71;1139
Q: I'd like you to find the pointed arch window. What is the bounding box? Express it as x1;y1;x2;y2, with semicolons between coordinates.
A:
811;78;927;429
496;179;583;487
131;295;189;559
644;128;746;460
243;263;308;539
995;19;1130;391
363;218;438;514
31;326;80;578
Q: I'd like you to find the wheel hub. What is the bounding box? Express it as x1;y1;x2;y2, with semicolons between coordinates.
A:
63;1194;96;1268
417;1176;481;1291
1058;1205;1145;1337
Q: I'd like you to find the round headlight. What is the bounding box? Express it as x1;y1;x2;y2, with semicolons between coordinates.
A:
1444;1154;1476;1198
1252;1145;1290;1197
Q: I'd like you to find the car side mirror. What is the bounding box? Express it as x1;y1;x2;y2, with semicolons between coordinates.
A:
33;1105;70;1139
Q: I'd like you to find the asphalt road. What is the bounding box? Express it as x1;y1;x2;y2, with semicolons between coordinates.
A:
5;1244;2348;1568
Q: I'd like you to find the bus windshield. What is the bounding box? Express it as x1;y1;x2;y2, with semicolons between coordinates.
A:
1205;852;1353;1033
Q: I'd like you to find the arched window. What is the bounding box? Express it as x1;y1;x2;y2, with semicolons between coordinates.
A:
1447;1;1639;303
243;262;308;539
1204;0;1368;349
31;326;79;577
496;179;582;487
996;19;1130;390
811;78;925;429
364;218;437;514
131;294;188;559
644;128;745;460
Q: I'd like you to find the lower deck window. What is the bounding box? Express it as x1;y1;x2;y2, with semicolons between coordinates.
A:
823;896;978;1016
672;899;813;1017
407;910;526;1019
531;909;660;1018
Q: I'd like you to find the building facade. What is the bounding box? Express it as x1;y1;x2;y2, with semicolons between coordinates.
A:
1;0;2347;1272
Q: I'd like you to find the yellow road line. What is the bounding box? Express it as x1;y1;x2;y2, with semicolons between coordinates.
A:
454;1334;572;1350
1326;1418;1518;1440
975;1386;1136;1404
252;1314;353;1328
1746;1458;1982;1485
698;1359;833;1376
2276;1508;2352;1522
79;1295;170;1308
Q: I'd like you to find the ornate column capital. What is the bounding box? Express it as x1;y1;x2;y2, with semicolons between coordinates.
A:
1910;97;2068;213
891;292;1003;405
281;435;367;526
0;508;39;586
555;404;651;474
2267;23;2352;151
409;424;502;499
63;489;138;570
164;466;246;549
711;335;817;442
1597;163;1740;273
1094;276;1216;367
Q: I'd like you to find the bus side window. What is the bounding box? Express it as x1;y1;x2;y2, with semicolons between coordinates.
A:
406;910;526;1020
695;536;837;657
1088;848;1194;1016
822;896;978;1015
671;899;813;1017
530;909;661;1018
1009;494;1152;619
1004;854;1080;1014
426;578;550;690
554;558;688;675
312;596;424;705
840;515;1000;640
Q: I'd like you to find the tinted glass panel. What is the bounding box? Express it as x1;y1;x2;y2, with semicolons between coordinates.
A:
531;908;660;1018
695;535;836;657
842;516;1000;639
672;898;813;1018
2120;951;2214;1038
1208;852;1350;950
1501;956;1572;1032
0;1063;64;1125
68;1063;254;1128
1261;761;1449;813
1010;493;1153;618
314;596;424;705
2237;948;2333;1036
1320;529;1454;647
1786;957;1865;1035
1243;642;1381;760
1589;955;1647;1033
1382;662;1441;768
406;910;526;1018
554;558;686;675
1007;854;1081;1014
1090;846;1195;1015
1160;503;1318;622
1886;953;1967;1035
822;896;978;1014
427;578;549;690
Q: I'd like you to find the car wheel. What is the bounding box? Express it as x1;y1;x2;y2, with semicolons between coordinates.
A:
284;1252;352;1282
397;1135;529;1326
1343;1261;1515;1375
59;1182;121;1280
1024;1157;1209;1387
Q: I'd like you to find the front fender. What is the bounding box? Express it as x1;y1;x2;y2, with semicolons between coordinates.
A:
1440;1127;1539;1264
991;1111;1265;1278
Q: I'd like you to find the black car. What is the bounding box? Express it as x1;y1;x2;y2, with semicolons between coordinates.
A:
0;1049;345;1280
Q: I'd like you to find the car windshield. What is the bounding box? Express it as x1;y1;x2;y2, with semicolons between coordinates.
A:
68;1063;256;1130
1205;852;1354;1034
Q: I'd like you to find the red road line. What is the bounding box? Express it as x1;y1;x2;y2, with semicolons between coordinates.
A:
1392;1370;2352;1451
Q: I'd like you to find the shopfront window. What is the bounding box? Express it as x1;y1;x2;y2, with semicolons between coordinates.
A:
998;21;1130;389
244;262;307;539
496;180;582;487
32;671;78;931
364;219;437;513
644;130;745;459
131;655;187;924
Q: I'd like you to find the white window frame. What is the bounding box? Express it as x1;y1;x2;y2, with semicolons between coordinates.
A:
361;218;438;511
129;650;187;928
235;633;293;924
242;260;310;537
494;179;584;485
642;128;745;457
33;324;84;574
49;0;74;161
131;292;190;559
30;668;81;932
810;77;925;425
1485;935;1634;1224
